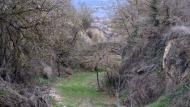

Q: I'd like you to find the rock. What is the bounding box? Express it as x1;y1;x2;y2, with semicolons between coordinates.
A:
168;90;190;107
29;95;50;107
57;66;73;77
80;27;106;45
137;64;156;75
121;28;165;107
64;67;73;76
0;68;11;82
163;26;190;91
125;74;164;107
0;80;50;107
41;62;53;79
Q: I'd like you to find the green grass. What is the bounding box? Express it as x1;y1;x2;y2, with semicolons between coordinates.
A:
146;84;189;107
56;72;99;97
146;96;171;107
53;71;114;107
34;75;49;86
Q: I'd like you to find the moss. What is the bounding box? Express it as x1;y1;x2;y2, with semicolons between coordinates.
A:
147;84;189;107
35;75;49;86
146;96;171;107
155;67;165;80
175;84;189;96
0;88;7;97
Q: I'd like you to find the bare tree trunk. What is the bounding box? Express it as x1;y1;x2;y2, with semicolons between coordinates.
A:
57;62;61;77
96;70;100;89
116;90;120;107
130;95;133;107
95;66;100;89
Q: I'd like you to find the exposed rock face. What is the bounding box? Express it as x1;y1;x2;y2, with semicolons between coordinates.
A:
125;73;164;107
121;26;190;107
80;27;107;45
163;26;190;91
121;28;165;107
41;62;53;79
168;91;190;107
0;78;50;107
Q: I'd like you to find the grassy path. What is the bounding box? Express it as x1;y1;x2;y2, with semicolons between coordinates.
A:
51;72;115;107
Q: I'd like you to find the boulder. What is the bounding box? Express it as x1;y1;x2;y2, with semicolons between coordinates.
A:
80;27;106;45
41;62;53;79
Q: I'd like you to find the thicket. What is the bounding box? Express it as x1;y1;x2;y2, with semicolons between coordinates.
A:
0;0;93;83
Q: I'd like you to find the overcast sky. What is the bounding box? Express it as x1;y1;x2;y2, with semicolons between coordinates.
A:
71;0;116;18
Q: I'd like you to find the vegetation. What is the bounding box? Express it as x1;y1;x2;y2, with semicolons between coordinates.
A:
0;0;190;107
53;71;114;107
146;96;171;107
0;89;6;97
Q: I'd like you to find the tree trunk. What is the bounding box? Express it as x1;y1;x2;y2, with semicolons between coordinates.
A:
115;90;120;107
96;70;100;89
95;66;100;89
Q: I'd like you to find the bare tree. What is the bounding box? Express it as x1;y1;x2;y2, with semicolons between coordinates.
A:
77;4;93;30
0;0;88;81
0;0;56;80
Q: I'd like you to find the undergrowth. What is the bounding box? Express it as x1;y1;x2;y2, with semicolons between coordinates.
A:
146;96;171;107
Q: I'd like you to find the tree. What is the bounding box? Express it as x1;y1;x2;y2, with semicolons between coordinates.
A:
0;0;86;81
148;0;160;26
0;0;55;81
77;4;93;30
93;45;108;89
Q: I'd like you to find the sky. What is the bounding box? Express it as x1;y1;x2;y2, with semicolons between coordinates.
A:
71;0;116;18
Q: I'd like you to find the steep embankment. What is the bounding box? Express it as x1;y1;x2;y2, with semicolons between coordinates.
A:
122;26;190;107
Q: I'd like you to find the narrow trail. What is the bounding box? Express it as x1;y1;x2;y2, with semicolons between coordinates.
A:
50;72;116;107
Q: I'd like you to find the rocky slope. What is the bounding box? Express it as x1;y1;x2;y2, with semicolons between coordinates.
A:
121;26;190;107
